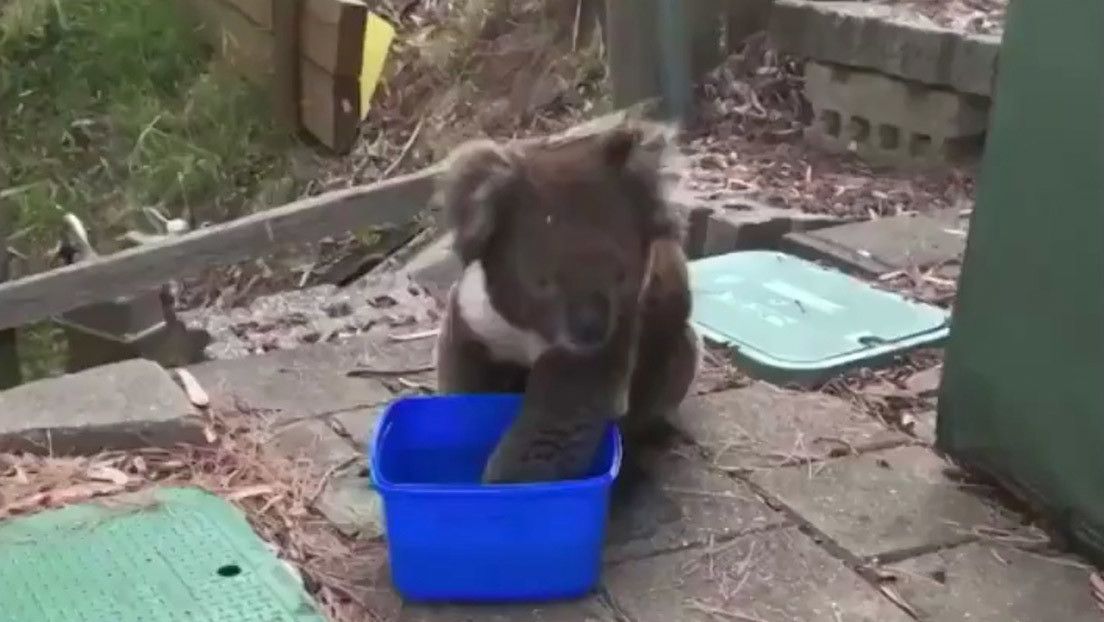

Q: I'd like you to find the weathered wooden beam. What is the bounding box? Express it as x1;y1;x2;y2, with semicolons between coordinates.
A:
0;169;438;331
271;0;301;130
299;57;360;153
300;0;370;77
184;0;390;152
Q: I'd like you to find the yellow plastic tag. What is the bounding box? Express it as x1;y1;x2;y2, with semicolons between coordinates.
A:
359;12;395;120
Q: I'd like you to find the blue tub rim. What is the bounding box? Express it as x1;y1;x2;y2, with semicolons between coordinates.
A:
368;392;623;495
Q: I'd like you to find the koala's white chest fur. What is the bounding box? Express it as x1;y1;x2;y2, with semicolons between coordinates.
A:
456;261;550;366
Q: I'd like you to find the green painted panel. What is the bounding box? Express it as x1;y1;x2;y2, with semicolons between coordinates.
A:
0;487;325;622
937;0;1104;563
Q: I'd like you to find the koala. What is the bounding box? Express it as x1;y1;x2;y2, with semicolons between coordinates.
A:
432;120;702;484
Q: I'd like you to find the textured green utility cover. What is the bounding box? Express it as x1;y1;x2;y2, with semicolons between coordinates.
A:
0;486;325;622
689;250;950;385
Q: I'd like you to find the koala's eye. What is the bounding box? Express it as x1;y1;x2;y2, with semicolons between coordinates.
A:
536;275;557;295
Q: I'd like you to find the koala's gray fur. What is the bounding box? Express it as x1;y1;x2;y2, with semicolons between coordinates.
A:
432;120;702;483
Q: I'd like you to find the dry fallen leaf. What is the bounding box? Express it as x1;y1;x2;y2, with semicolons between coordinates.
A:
878;584;921;619
0;481;125;519
1090;572;1104;612
86;465;130;486
174;368;210;408
226;484;277;501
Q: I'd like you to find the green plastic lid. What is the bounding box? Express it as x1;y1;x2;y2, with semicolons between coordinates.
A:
0;486;325;622
689;251;950;385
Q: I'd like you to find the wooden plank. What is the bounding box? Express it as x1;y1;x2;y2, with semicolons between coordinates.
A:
0;206;20;389
203;0;373;77
185;0;373;149
271;0;301;129
0;170;438;331
299;57;360;153
301;0;368;77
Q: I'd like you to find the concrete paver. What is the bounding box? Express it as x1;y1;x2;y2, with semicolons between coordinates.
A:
605;525;914;622
750;445;1024;560
186;328;435;421
674;383;908;472
781;210;969;276
0;359;201;455
884;542;1102;622
270;418;359;474
313;472;384;539
606;448;785;563
769;0;1000;96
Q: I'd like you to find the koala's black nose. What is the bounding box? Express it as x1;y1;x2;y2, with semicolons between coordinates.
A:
566;295;611;347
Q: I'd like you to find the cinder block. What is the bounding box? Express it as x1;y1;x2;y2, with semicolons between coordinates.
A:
770;0;1001;96
803;61;989;166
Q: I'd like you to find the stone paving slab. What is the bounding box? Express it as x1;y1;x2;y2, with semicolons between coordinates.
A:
781;210;969;276
186;328;433;421
330;405;386;450
770;0;1001;96
750;445;1024;560
270;418;359;474
399;596;618;622
883;542;1101;621
606;447;786;563
673;383;908;472
0;359;202;455
605;525;913;622
314;472;384;539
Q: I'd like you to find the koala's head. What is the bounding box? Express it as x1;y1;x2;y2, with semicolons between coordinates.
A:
438;121;681;354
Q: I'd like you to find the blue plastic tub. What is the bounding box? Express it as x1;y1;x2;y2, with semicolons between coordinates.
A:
369;393;622;603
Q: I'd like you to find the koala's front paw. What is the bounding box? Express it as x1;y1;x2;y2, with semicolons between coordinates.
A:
481;448;558;484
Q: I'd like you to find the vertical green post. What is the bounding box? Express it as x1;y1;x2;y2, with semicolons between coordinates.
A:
937;0;1104;563
655;0;692;123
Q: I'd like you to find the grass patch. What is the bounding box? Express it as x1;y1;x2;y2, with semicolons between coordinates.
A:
1;0;297;378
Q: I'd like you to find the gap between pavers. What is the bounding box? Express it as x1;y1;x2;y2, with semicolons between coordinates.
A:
673;382;910;472
749;445;1028;562
0;359;203;455
882;541;1102;622
329;405;387;451
604;525;915;622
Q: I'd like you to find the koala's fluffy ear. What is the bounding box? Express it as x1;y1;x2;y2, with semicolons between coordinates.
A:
600;120;684;240
437;139;518;263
